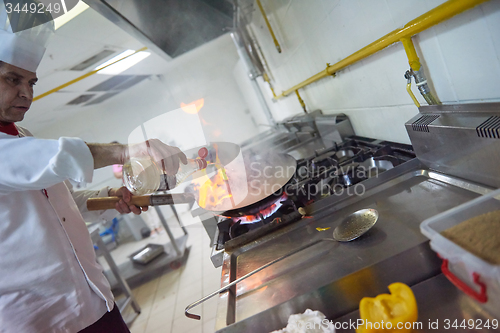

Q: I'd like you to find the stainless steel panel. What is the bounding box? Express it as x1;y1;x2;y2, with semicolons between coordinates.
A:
207;160;492;331
334;274;499;332
216;243;441;332
406;102;500;188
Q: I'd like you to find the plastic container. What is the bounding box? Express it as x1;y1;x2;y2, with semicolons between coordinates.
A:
420;188;500;317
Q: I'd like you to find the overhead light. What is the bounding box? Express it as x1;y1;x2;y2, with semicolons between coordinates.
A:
95;50;151;75
95;50;135;70
54;1;89;30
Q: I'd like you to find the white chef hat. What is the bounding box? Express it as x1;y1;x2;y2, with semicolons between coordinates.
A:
0;0;55;72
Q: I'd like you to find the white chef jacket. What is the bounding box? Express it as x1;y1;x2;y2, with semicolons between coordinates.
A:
0;126;118;333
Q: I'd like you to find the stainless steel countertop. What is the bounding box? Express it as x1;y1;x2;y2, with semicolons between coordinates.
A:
206;159;494;332
334;273;499;332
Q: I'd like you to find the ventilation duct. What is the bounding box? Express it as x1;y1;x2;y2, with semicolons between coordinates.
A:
84;0;233;58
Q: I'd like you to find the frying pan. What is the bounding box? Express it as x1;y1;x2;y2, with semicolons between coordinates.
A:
87;151;297;217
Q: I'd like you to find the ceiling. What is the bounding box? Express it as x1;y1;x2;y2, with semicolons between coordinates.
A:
22;7;173;133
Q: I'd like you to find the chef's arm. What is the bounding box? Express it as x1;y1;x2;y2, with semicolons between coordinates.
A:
107;187;147;215
86;142;126;169
71;183;146;219
86;140;187;174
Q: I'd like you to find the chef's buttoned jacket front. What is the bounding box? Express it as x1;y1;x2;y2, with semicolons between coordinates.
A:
0;126;118;333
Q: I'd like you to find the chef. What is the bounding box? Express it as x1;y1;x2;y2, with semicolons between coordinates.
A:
0;3;186;332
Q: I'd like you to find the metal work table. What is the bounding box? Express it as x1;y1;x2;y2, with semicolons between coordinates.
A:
334;274;499;332
206;159;495;332
90;227;141;324
97;206;188;289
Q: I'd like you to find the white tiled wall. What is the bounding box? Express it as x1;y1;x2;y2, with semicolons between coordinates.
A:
249;0;500;143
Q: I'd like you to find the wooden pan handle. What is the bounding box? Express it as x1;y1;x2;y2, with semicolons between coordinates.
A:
87;195;151;211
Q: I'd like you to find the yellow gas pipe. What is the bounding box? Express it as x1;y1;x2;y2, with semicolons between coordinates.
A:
263;73;277;98
275;0;489;99
401;37;422;107
406;81;421;108
400;37;421;72
295;90;307;113
256;0;282;53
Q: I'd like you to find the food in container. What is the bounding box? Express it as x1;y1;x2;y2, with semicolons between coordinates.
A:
441;210;500;265
420;188;500;317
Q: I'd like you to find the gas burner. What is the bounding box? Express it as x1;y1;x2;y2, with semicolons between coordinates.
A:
360;156;397;178
216;197;300;247
229;220;260;239
311;155;338;176
210;137;416;251
333;147;361;164
338;162;366;186
230;194;287;224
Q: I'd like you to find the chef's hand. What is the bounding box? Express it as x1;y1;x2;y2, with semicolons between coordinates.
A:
108;186;149;215
127;139;188;175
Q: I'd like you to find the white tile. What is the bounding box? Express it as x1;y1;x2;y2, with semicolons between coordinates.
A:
330;1;367;56
145;310;174;333
177;282;203;304
174;287;204;320
482;1;500;60
202;318;217;333
433;6;500;101
201;296;218;321
385;0;446;28
146;326;172;333
178;276;203;297
181;260;204;279
269;0;305;57
416;28;457;103
320;0;341;16
135;291;156;309
157;272;180;296
202;277;221;296
380;106;416;144
129;319;148;333
171;315;203;333
150;293;177;317
287;0;329;36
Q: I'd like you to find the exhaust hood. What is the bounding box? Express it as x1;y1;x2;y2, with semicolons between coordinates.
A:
84;0;233;59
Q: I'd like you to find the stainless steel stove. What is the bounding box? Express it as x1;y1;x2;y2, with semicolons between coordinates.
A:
188;104;500;333
213;135;416;254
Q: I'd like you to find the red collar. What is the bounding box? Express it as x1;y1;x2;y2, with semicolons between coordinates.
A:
0;123;19;136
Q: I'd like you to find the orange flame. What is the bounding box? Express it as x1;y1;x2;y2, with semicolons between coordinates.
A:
181;98;204;114
194;168;233;208
237;194;287;224
192;144;233;209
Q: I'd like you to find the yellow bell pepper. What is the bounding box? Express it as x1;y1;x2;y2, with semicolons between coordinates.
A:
356;282;418;333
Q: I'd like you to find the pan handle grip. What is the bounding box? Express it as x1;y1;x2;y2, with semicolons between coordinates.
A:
87;196;151;211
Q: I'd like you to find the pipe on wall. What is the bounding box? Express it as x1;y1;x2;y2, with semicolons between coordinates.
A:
255;0;281;53
401;37;441;105
231;32;277;128
295;90;307;114
273;0;489;100
400;37;421;72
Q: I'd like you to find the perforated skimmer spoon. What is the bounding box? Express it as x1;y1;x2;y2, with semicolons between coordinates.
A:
333;208;379;242
185;208;379;320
